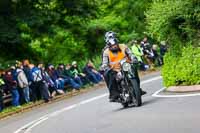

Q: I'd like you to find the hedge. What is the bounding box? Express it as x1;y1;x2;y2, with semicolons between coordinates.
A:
162;46;200;87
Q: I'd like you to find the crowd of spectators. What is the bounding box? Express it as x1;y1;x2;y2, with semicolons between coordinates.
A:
0;37;168;112
0;60;103;112
131;37;168;70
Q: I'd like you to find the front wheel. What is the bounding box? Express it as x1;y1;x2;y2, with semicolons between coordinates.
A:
130;79;142;107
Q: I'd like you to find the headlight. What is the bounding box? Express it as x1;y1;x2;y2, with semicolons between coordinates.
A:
122;62;131;72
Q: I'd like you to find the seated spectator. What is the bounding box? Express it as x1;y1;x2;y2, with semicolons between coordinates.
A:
0;71;5;111
57;64;81;91
3;68;20;107
70;61;91;86
38;63;58;98
83;60;102;84
64;63;83;87
47;64;65;94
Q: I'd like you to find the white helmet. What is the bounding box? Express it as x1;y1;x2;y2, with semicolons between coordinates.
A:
104;31;118;46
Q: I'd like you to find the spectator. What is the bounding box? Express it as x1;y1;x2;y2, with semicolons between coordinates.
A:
22;60;32;83
70;62;84;86
70;61;90;85
160;41;168;64
22;60;35;101
16;62;30;103
4;68;20;107
38;63;55;98
152;44;163;66
57;64;81;91
64;64;74;78
0;71;5;111
29;64;50;102
47;64;65;94
131;40;148;71
64;64;82;86
141;37;155;68
83;60;102;84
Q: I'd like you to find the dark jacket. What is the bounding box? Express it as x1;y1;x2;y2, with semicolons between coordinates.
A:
83;65;94;75
64;69;73;78
47;69;59;82
3;73;17;90
56;68;68;79
160;45;168;56
23;66;33;82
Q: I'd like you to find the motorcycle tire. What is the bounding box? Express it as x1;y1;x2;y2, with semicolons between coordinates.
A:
130;79;142;107
122;102;128;108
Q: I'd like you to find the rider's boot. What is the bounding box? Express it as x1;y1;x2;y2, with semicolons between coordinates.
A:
140;88;147;95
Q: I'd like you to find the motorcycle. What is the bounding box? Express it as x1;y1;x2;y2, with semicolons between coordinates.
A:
115;58;142;108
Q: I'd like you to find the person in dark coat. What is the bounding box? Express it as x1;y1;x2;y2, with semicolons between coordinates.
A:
3;68;20;107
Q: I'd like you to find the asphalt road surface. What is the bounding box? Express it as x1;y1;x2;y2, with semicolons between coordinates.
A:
0;72;200;133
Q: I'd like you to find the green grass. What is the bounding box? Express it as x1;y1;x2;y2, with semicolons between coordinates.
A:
0;102;35;116
0;83;95;118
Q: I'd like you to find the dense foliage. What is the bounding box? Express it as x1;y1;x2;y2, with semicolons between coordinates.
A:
0;0;199;86
146;0;200;86
0;0;150;64
162;46;200;87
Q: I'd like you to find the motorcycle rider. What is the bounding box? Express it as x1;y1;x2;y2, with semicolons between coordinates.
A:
101;31;146;102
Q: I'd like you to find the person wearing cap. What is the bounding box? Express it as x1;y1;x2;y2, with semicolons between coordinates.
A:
101;31;146;102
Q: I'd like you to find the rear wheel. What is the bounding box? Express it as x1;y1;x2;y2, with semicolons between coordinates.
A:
130;79;142;107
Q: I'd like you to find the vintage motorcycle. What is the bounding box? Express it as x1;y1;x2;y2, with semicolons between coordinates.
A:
115;58;142;108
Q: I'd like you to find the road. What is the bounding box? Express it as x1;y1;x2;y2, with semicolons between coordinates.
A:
0;72;200;133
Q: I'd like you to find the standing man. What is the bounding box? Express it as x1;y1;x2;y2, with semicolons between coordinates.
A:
16;62;30;103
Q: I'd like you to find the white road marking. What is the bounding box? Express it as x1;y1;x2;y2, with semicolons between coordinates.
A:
48;104;77;117
14;76;162;133
24;117;49;133
79;93;109;105
14;115;49;133
152;87;166;97
140;76;162;84
152;87;200;98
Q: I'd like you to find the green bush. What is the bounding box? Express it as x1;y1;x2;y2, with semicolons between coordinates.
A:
162;46;200;87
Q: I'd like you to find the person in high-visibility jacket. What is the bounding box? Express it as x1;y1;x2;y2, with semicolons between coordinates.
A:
131;40;147;71
101;31;146;102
